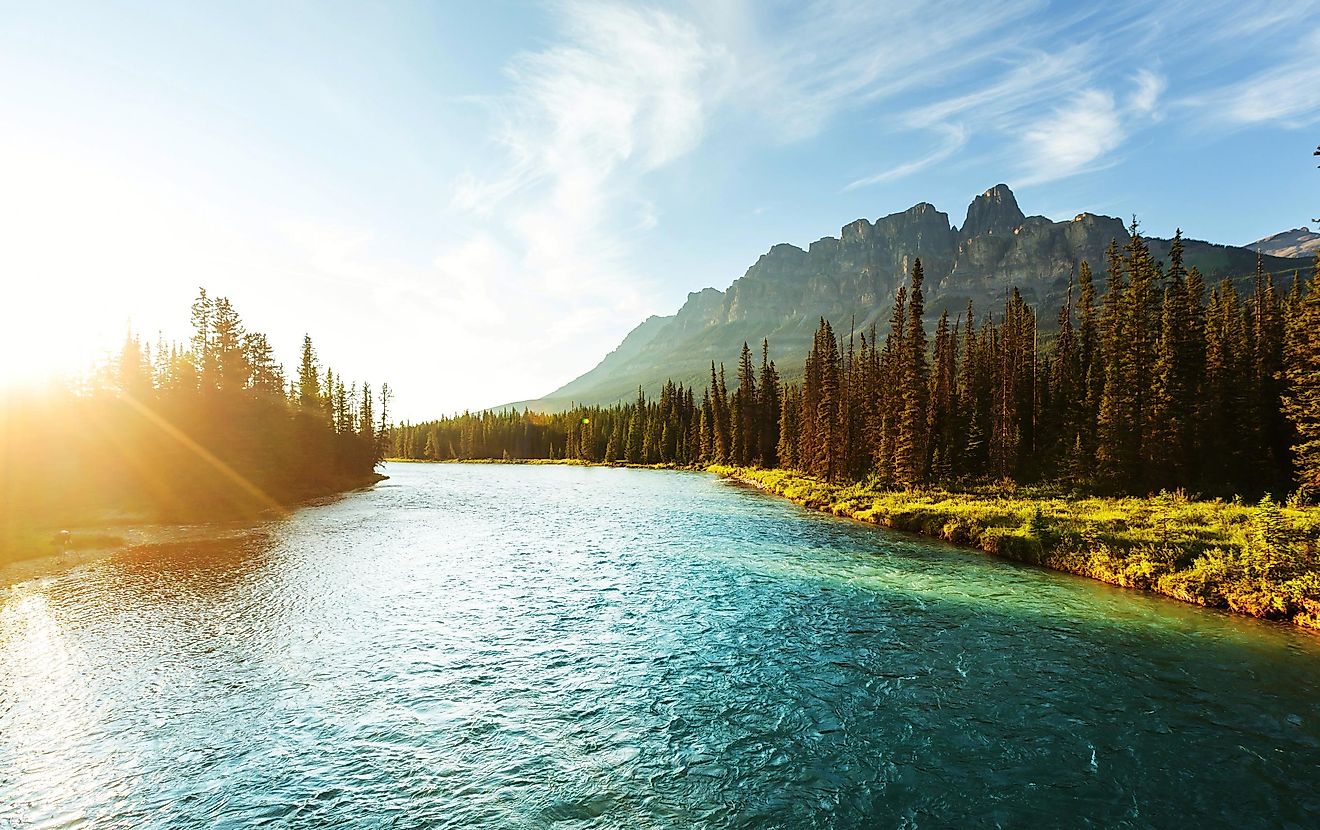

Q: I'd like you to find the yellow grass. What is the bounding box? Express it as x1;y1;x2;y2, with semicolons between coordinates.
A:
711;466;1320;630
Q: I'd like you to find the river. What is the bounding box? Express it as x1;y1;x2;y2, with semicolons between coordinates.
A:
2;462;1318;828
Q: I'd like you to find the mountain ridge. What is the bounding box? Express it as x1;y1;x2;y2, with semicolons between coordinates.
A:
1251;227;1320;259
508;185;1313;412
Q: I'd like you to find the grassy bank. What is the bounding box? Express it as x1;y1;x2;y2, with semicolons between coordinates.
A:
711;466;1320;630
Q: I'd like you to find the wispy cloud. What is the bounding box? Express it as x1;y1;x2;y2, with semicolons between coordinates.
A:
433;1;724;401
1018;89;1125;186
845;125;968;190
1180;29;1320;127
1129;69;1165;117
430;0;1319;406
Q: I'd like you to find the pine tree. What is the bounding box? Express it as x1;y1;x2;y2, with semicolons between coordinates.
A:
625;387;645;463
798;322;824;474
1123;221;1160;481
1250;264;1288;488
210;297;248;396
806;319;841;481
1076;261;1101;476
956;303;988;478
873;289;907;483
758;340;781;467
190;288;215;392
777;383;800;469
359;382;375;441
1048;282;1081;479
895;259;929;485
731;342;758;466
1283;256;1320;495
927;309;958;481
1150;230;1196;485
1203;280;1252;489
1096;238;1135;486
298;335;321;411
711;364;731;464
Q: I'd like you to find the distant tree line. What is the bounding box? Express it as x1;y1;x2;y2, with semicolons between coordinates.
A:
2;289;387;527
393;228;1320;500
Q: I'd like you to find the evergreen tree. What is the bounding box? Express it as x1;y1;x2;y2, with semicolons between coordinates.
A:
758;340;781;468
1283;256;1320;495
1076;261;1101;476
298;335;321;411
1203;280;1252;489
1048;283;1081;479
895;259;929;486
1096;238;1135;486
731;342;758;466
777;383;800;470
1150;231;1197;484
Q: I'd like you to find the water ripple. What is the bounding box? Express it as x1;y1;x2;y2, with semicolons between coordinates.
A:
3;462;1320;828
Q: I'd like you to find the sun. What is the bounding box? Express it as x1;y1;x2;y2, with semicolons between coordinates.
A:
0;138;202;389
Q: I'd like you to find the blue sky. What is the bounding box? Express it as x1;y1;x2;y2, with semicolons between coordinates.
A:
2;0;1317;418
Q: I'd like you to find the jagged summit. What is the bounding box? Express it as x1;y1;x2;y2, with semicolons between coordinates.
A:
513;186;1312;412
961;184;1025;238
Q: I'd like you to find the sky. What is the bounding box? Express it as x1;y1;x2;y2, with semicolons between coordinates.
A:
1;0;1317;419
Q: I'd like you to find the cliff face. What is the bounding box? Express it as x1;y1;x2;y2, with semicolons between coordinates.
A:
521;185;1312;411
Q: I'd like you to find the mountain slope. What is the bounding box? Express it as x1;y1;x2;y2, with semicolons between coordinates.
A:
1251;227;1320;259
520;185;1312;411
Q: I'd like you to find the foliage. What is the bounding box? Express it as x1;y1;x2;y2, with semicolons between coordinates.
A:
2;289;386;563
394;242;1316;503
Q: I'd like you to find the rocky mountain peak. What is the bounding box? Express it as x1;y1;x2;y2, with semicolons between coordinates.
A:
513;185;1311;412
961;183;1025;239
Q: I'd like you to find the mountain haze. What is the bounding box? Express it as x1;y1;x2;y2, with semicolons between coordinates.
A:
515;185;1312;411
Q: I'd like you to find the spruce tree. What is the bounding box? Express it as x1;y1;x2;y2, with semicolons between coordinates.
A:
1096;238;1135;486
1150;231;1196;485
1283;256;1320;495
758;340;781;467
777;383;800;469
895;259;929;485
1203;281;1252;489
298;335;321;411
732;342;758;465
810;319;841;481
1048;284;1081;479
1076;261;1101;476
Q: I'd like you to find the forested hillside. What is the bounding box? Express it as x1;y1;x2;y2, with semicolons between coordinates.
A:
514;186;1311;411
394;231;1320;501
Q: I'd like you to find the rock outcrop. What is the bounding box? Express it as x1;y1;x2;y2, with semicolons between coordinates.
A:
960;183;1026;240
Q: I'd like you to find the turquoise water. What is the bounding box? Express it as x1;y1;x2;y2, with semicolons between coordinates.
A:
2;462;1318;828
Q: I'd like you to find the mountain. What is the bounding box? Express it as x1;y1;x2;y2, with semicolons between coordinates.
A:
1251;227;1320;259
516;185;1313;411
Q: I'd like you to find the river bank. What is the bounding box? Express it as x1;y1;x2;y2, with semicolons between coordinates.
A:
0;472;388;586
0;522;268;587
8;460;1319;827
711;465;1320;631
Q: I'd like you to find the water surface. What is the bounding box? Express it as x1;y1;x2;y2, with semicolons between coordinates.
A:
2;462;1318;828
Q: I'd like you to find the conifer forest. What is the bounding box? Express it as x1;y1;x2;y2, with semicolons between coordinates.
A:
1;289;387;539
392;230;1320;502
